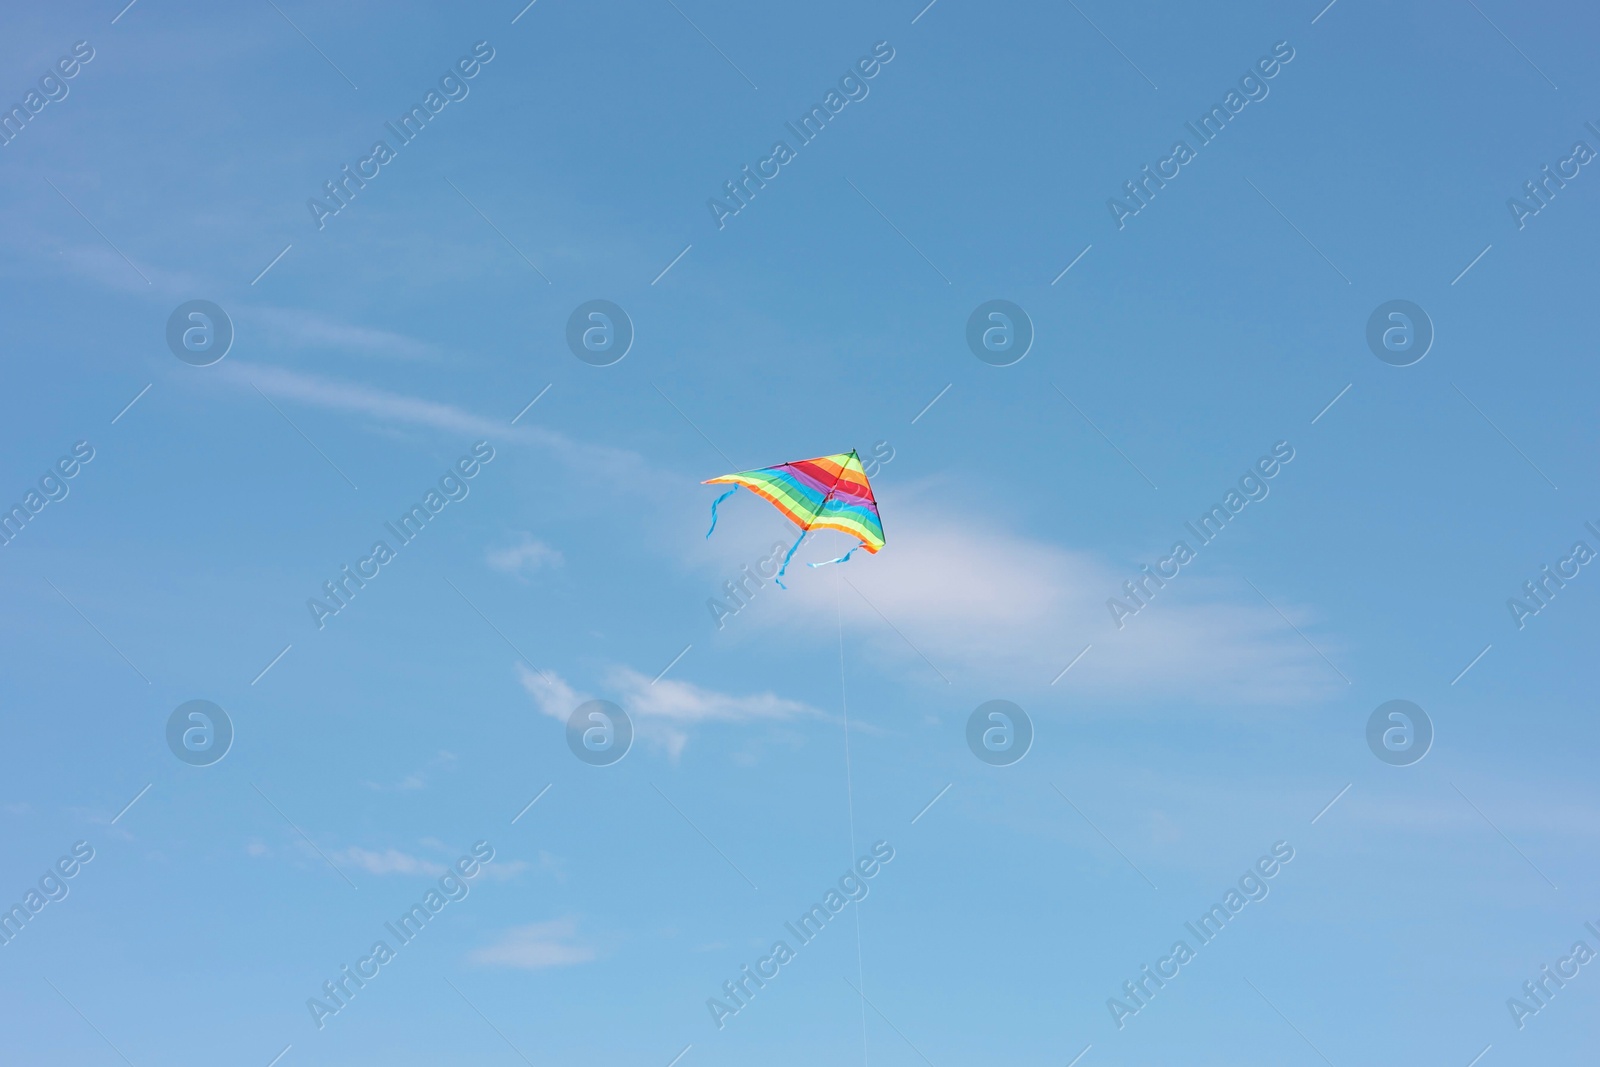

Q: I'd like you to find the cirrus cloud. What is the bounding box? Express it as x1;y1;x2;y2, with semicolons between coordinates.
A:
468;919;596;970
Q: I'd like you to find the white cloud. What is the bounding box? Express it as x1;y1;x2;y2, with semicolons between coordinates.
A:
476;859;532;882
735;488;1343;706
362;751;458;792
518;665;582;721
487;535;563;579
49;242;202;296
515;661;824;760
607;665;821;724
336;847;446;878
220;364;661;498
536;850;569;882
467;919;596;970
228;362;510;439
246;305;440;361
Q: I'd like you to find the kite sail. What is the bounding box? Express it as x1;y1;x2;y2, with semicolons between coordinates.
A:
704;450;885;588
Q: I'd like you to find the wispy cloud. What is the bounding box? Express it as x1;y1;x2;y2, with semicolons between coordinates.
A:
224;362;510;439
45;241;201;296
518;666;581;721
218;364;661;497
607;665;821;724
362;750;458;792
487;535;563;579
327;840;530;880
467;919;596;970
737;489;1343;705
246;305;441;361
516;662;824;759
335;846;447;878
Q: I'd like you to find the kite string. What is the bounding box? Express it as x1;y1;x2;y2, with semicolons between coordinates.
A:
836;570;869;1064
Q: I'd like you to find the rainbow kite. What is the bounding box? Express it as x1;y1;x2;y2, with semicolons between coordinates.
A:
704;450;885;588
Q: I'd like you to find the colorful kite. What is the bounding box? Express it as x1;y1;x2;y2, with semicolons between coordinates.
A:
704;450;885;588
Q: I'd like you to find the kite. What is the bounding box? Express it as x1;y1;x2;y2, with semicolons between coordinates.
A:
703;450;885;588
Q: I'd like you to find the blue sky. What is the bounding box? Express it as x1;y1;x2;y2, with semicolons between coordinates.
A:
2;0;1598;1064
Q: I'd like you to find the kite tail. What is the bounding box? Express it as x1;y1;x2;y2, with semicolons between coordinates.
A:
773;527;808;590
705;487;739;539
807;544;863;570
